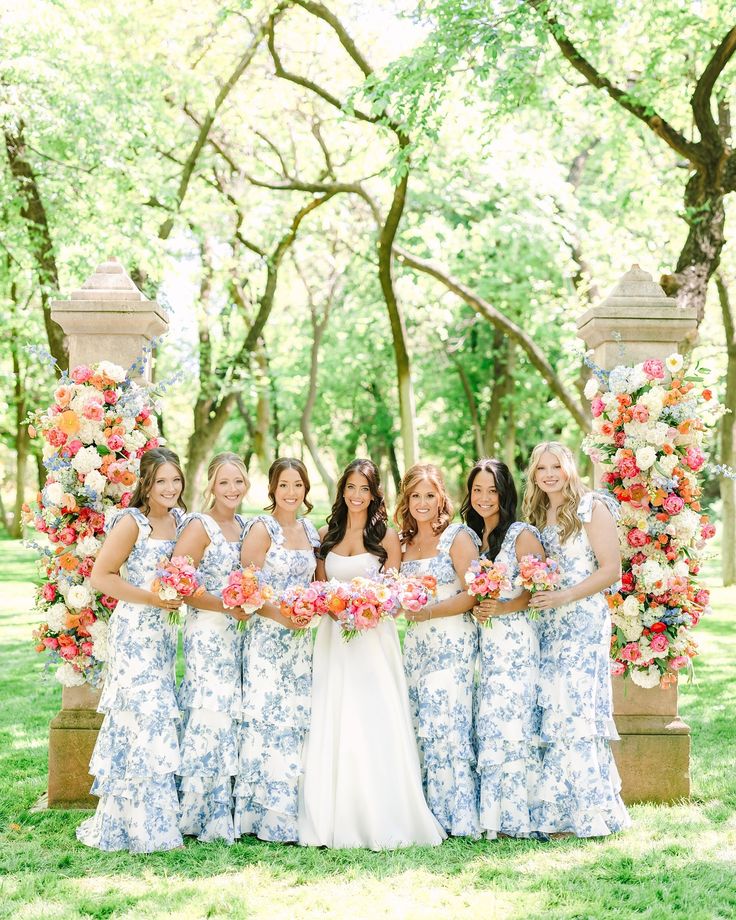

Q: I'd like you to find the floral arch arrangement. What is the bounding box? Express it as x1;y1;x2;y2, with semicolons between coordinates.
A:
24;361;162;687
582;354;723;689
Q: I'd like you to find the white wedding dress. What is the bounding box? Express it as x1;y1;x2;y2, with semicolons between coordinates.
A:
298;551;445;849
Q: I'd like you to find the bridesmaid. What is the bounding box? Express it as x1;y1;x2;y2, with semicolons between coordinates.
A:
173;452;251;844
78;447;186;852
460;458;545;840
523;441;631;837
398;463;481;838
234;457;320;842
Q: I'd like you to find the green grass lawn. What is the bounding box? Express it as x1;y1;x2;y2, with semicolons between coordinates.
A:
0;540;734;920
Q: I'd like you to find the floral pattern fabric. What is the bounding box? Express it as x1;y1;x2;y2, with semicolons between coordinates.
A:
533;492;631;837
177;512;246;844
401;523;481;838
76;507;183;853
234;515;319;842
476;522;543;838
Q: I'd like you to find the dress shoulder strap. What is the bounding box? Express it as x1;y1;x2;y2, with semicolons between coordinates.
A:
300;518;321;549
438;522;480;554
179;511;220;542
106;507;150;541
577;490;620;524
242;514;283;546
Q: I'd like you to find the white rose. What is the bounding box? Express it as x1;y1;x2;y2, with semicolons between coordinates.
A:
629;664;662;689
88;620;109;662
124;429;146;451
584;378;599;400
67;584;93;610
55;662;87;687
43;482;64;507
666;353;684;373
622;594;641;619
635;446;657;471
46;603;69;631
95;361;126;383
84;470;107;497
71;446;103;475
77;535;101;557
157;584;178;602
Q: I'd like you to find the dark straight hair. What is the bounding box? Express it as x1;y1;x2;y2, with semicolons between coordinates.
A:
265;457;314;514
320;458;388;566
460;457;517;560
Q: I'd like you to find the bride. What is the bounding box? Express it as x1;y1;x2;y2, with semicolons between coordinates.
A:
298;459;445;849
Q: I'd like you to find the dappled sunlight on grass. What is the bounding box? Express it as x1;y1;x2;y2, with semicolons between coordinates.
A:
0;539;735;919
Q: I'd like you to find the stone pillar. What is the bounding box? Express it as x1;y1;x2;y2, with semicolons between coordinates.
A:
577;264;699;804
44;259;168;808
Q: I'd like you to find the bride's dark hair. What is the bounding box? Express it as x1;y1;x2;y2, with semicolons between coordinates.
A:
319;459;388;566
460;458;517;560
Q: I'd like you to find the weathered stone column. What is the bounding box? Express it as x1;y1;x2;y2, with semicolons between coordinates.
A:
578;264;699;804
44;259;167;808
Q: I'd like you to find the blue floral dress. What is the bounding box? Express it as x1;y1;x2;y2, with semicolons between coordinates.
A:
177;512;246;844
234;515;319;842
533;492;631;836
476;522;542;839
401;523;481;838
77;507;183;853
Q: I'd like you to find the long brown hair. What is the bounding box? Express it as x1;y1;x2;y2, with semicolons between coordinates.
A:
129;447;187;514
265;457;313;514
320;459;388;565
522;441;587;542
394;463;453;544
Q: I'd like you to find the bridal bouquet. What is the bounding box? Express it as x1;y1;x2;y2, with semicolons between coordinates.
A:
280;581;330;632
379;570;437;624
517;554;561;620
222;564;274;631
152;554;205;625
465;558;511;628
333;576;400;642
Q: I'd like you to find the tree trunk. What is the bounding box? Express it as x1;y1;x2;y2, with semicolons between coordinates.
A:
183;393;236;508
716;272;735;585
300;301;335;495
453;359;484;458
9;304;28;538
253;345;271;470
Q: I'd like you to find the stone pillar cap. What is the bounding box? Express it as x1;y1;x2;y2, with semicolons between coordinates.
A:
54;258;154;305
599;264;669;308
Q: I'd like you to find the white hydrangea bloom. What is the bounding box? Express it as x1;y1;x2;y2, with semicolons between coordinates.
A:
634;559;668;593
77;535;101;557
46;603;69;631
88;620;109;661
639;387;665;419
622;594;641;618
630;665;662;689
55;662;87;687
43;482;65;507
659;454;678;476
646;422;670;448
584;377;599;399
124;429;146;451
71;446;103;475
83;469;107;497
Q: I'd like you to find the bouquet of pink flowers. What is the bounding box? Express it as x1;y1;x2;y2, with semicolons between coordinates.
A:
464;558;511;628
517;554;561;619
222;564;274;631
380;570;438;624
332;576;401;642
280;581;330;632
152;555;204;624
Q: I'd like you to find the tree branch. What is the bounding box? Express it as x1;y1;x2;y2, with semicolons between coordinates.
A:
691;27;736;154
395;245;590;432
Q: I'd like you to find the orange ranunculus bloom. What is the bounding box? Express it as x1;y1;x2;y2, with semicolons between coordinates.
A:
678;420;692;434
662;443;674;455
328;593;348;613
121;470;136;487
57;553;79;572
691;501;702;512
111;425;126;438
65;612;81;629
57;411;81;436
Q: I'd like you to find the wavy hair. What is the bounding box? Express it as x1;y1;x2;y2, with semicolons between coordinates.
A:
202;452;249;510
265;457;313;514
522;441;587;543
129;447;187;514
320;459;388;566
460;458;517;560
394;463;453;545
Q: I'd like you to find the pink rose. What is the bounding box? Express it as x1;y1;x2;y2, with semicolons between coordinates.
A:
83;403;104;422
70;365;93;384
591;397;605;418
120;491;132;508
58;526;77;546
614;431;626;447
67;439;83;456
42;583;57;602
631;404;650;423
54;385;73;407
80;641;94;656
103;389;118;405
684;446;705;471
701;523;716;540
694;589;710;606
48;428;67;448
627;528;649;548
617;457;639;479
670;655;689;671
107;435;125;451
649;634;669;653
136;407;151;422
620;642;642;662
610;660;626;676
642;358;665;380
663;494;685;515
143;438;159;451
43;637;60;649
100;594;118;610
59;645;78;660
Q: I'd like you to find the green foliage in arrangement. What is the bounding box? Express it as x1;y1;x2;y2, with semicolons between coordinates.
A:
0;540;735;918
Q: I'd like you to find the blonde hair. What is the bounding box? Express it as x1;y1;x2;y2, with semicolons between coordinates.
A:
394;463;453;544
522;442;587;543
202;452;250;510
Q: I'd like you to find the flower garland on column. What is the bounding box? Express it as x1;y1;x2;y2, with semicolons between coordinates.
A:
24;361;163;688
582;353;723;689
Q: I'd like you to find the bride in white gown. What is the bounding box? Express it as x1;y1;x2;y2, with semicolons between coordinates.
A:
298;460;445;849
